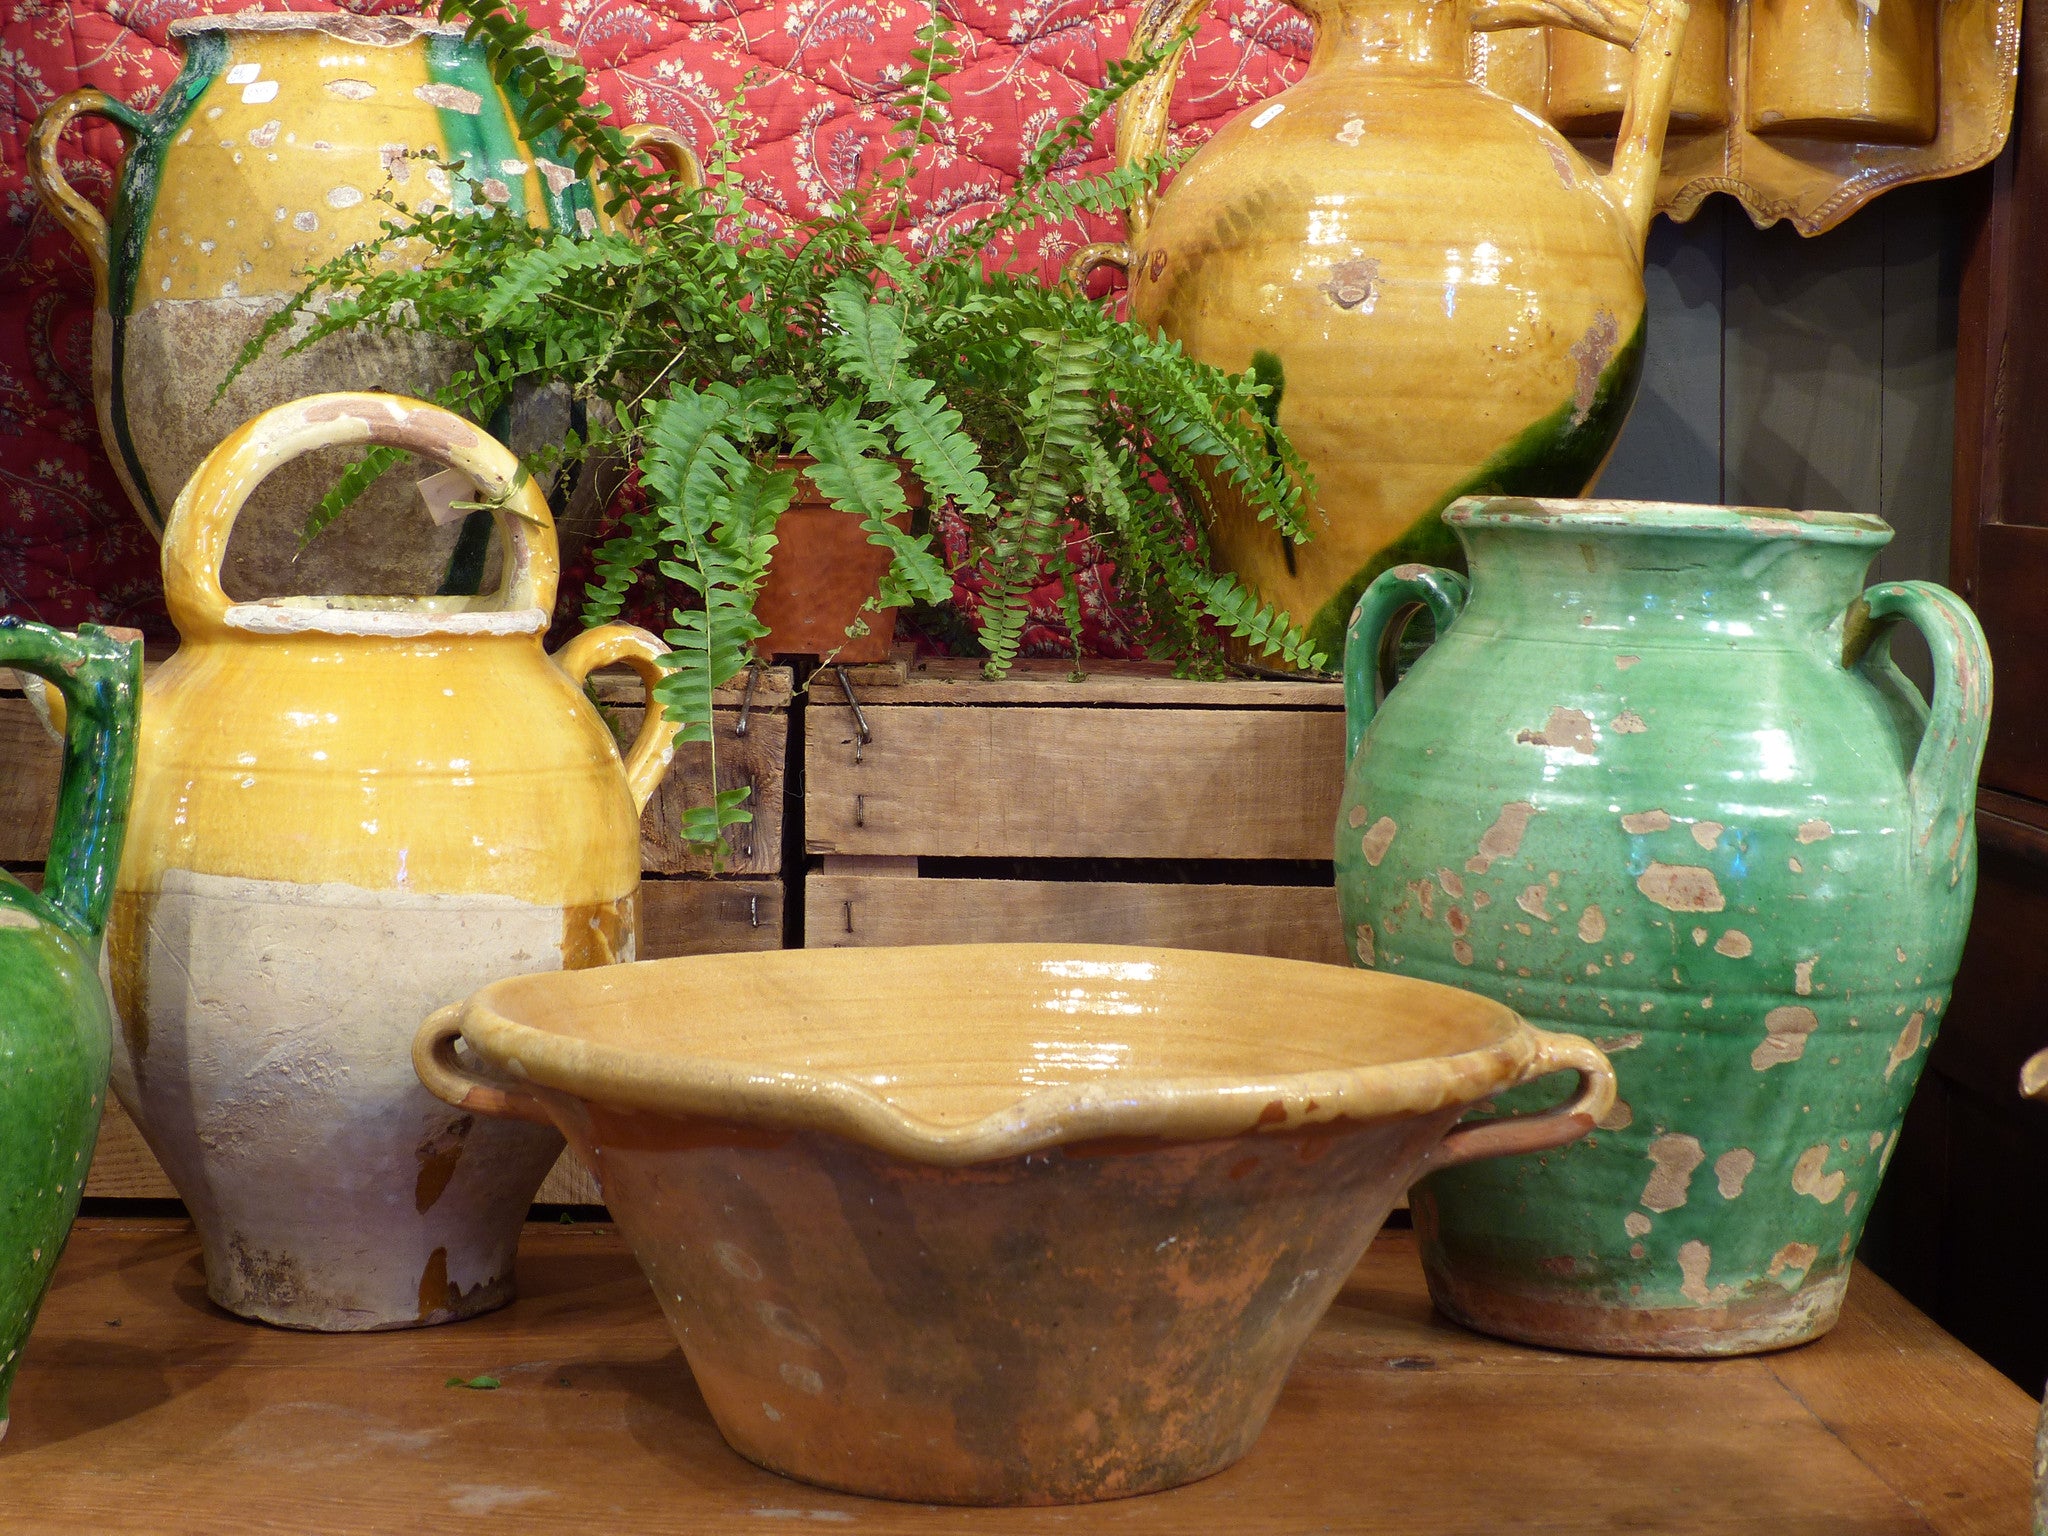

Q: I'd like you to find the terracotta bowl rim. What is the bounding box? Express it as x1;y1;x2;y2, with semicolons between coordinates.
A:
452;944;1545;1167
1446;495;1891;545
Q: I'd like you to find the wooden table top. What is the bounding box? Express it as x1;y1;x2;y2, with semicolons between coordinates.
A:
0;1218;2032;1534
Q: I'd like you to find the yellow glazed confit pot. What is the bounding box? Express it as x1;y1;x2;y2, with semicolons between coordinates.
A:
415;943;1616;1504
29;12;696;600
105;392;680;1332
1081;0;1688;658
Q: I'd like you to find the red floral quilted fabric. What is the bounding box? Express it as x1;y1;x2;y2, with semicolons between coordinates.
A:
0;0;1306;649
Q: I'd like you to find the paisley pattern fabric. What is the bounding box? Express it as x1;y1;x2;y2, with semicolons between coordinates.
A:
0;0;1305;650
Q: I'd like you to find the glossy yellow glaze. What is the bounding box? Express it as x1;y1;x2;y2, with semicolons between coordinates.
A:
416;943;1616;1166
1096;0;1686;655
117;392;673;907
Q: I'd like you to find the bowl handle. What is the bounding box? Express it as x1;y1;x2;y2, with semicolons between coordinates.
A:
1418;1027;1616;1177
413;1004;556;1128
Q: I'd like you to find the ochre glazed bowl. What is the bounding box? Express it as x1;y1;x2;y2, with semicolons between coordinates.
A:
415;944;1614;1505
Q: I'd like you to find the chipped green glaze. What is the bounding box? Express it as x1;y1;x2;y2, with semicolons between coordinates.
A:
1335;498;1992;1356
0;621;141;1436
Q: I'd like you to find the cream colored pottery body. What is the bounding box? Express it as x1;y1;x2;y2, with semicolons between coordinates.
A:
28;15;692;601
417;944;1615;1504
108;394;677;1331
1096;0;1686;657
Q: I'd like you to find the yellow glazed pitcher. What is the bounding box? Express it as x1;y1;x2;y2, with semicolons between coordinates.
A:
104;392;678;1332
29;13;695;601
1078;0;1688;660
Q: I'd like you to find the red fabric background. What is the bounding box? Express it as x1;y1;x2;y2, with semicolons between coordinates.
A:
0;0;1307;649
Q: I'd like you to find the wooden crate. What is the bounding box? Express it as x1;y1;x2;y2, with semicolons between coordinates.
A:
0;661;791;1205
804;658;1348;964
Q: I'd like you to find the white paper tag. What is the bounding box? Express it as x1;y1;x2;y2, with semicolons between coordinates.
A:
417;467;480;526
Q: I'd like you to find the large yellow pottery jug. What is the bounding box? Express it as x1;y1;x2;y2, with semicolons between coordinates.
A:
28;13;695;602
1078;0;1688;659
105;392;679;1332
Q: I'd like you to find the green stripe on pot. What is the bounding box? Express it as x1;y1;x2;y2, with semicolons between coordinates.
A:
1307;309;1648;662
104;29;228;533
425;35;528;221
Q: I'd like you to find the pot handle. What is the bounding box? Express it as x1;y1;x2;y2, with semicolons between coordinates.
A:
1343;564;1468;763
1417;1027;1617;1178
28;89;146;302
0;620;142;944
160;393;557;639
1469;0;1688;252
553;624;680;816
414;1004;557;1128
616;123;704;193
2023;1048;2048;1101
1843;581;1992;890
1061;0;1209;292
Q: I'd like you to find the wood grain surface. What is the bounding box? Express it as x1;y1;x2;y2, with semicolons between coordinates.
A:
0;1220;2028;1533
805;704;1346;860
807;874;1346;963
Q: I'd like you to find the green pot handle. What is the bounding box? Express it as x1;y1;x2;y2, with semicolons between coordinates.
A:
1343;564;1469;763
1844;581;1992;889
0;619;141;943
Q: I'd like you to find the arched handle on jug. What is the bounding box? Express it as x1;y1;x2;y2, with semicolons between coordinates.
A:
1084;0;1212;253
1469;0;1689;251
1843;581;1992;891
616;124;705;194
28;89;146;302
1342;564;1469;763
1415;1026;1616;1177
0;620;141;945
159;393;558;640
414;1005;558;1129
554;625;681;816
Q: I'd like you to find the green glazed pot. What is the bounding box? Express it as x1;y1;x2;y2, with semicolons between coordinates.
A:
0;620;141;1436
1335;497;1991;1356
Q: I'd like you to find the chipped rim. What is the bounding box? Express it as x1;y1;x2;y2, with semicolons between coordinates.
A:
166;13;577;56
1446;496;1892;546
447;943;1550;1168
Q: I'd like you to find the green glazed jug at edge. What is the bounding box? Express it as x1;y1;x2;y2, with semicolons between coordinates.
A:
1334;495;1990;1356
0;619;141;1437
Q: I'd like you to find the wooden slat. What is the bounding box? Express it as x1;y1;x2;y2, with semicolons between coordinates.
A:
862;657;1344;707
0;1221;2029;1531
805;704;1346;859
608;705;786;877
639;876;783;958
0;697;60;863
807;875;1347;965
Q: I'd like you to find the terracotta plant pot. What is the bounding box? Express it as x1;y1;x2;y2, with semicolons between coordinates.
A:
28;13;696;601
0;621;141;1442
751;462;925;663
106;392;680;1332
415;942;1615;1505
1336;497;1992;1355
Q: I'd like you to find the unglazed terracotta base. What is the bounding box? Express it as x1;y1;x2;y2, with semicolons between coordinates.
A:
416;943;1618;1505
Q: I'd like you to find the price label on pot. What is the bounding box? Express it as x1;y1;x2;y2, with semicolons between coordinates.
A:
417;468;480;527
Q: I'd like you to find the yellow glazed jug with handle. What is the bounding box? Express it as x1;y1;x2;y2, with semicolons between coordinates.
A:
103;391;679;1332
1079;0;1688;661
28;13;698;602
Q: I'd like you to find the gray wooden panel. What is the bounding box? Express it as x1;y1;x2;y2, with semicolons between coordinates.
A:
1594;204;1727;505
1876;178;1962;590
1723;199;1887;517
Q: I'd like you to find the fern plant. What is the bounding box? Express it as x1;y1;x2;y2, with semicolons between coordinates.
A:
235;0;1323;852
